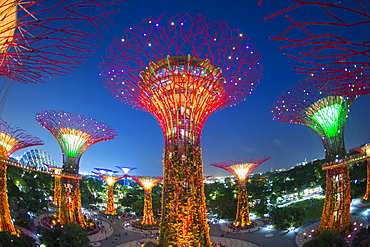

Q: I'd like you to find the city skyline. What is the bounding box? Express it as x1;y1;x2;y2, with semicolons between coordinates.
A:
1;0;369;177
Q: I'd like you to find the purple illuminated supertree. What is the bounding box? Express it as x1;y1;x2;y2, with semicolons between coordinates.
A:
0;0;120;84
0;119;43;234
210;157;271;228
36;110;118;226
264;0;369;92
100;14;262;246
272;80;355;235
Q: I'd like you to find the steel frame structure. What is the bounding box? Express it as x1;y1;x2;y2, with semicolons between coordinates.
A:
0;119;43;234
0;0;120;83
101;14;262;246
36;110;117;226
210;157;271;228
93;168;125;215
130;175;162;226
264;0;369;93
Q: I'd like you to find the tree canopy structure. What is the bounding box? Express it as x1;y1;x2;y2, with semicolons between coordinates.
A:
93;168;124;215
0;119;43;234
0;0;120;84
36;110;117;226
210;157;270;228
272;81;354;235
265;0;370;93
130;176;162;226
101;14;262;246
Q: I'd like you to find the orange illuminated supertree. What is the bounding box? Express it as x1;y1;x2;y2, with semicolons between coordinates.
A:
35;110;118;226
93;168;125;215
272;81;355;235
351;143;370;200
130;175;163;226
101;14;262;246
210;157;271;228
0;119;43;234
0;0;120;84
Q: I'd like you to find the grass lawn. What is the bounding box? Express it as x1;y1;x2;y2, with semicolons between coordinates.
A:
289;198;324;221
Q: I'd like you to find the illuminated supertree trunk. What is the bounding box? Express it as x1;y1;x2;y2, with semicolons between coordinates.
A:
351;143;370;200
0;119;43;234
93;168;124;215
210;157;270;228
101;14;262;246
36;110;117;226
51;168;62;207
0;0;120;84
130;176;162;225
272;82;354;235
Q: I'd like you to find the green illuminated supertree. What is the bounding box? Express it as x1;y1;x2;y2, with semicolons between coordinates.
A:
36;110;118;226
272;81;355;235
210;157;270;228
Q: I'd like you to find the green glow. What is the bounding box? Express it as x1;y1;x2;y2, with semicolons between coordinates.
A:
311;104;343;138
60;134;87;157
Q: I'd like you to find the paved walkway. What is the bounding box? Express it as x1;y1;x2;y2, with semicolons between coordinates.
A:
295;215;368;247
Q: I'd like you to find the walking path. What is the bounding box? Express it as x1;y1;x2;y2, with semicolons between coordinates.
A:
295;215;368;247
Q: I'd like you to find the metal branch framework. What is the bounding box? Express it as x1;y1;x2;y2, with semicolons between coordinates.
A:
93;168;125;215
130;175;163;226
265;0;370;94
210;157;270;228
0;119;43;234
351;143;370;200
0;0;120;83
272;81;353;235
101;14;262;246
36;110;118;226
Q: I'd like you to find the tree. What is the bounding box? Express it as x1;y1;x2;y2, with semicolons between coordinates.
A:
38;223;89;247
0;231;36;247
269;206;304;230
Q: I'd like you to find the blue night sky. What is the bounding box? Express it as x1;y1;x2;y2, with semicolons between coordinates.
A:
1;0;369;177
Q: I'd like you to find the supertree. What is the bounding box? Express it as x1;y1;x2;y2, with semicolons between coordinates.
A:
264;0;370;92
130;175;162;226
35;110;118;226
272;81;355;235
210;157;271;228
0;119;43;234
93;168;125;215
351;143;370;200
116;166;136;186
0;0;120;84
100;14;262;246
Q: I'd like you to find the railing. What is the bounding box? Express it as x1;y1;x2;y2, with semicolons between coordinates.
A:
1;159;82;179
322;153;369;170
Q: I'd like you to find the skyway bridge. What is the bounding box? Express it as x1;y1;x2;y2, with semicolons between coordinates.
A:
322;153;369;170
1;159;82;179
